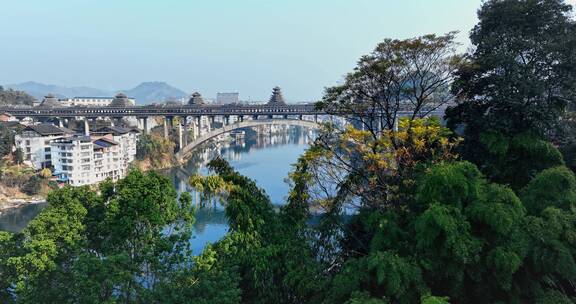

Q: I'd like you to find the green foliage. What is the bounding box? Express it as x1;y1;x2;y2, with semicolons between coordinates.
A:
448;0;576;138
415;161;483;210
39;168;52;179
13;147;23;165
0;87;35;106
21;175;42;195
473;131;564;189
2;2;576;302
0;124;15;158
135;133;176;168
0;170;204;303
420;295;450;304
521;166;576;215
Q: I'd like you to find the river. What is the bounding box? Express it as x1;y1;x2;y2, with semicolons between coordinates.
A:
0;126;313;255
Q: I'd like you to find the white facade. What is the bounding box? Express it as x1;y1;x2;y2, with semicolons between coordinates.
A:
51;132;138;186
14;125;71;169
61;97;136;107
111;131;138;168
51;137;95;186
93;137;124;182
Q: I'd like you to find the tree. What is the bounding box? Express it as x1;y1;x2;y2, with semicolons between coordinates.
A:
446;0;576;167
301;117;459;210
0;170;199;303
0;88;35;106
39;168;52;179
319;32;463;136
475;131;564;189
0;124;14;158
21;175;42;195
13;147;23;165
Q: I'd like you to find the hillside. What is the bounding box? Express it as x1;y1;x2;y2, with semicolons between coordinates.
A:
6;81;188;104
124;81;187;104
0;86;35;106
7;81;112;100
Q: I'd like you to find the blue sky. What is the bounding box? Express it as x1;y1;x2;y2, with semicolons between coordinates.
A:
0;1;507;101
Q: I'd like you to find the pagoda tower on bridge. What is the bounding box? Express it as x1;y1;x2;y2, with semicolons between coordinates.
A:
267;86;286;105
188;92;205;105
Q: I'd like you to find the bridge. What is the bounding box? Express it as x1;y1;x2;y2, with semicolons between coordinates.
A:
0;92;326;162
176;118;320;162
0;103;322;119
0;88;445;162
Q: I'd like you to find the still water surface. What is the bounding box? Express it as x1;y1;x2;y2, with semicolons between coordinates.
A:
0;127;312;255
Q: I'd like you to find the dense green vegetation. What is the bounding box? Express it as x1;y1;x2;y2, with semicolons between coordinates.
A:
0;124;54;201
1;0;576;303
0;86;35;106
134;133;177;169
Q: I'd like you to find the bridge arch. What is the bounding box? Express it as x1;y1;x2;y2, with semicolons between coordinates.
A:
175;118;319;163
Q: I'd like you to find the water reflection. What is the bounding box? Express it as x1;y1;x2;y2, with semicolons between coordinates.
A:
0;203;48;233
165;125;314;253
0;126;314;254
164;125;313;204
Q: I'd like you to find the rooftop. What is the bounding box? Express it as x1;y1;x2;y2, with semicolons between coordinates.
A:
24;123;72;136
93;137;119;149
93;126;140;136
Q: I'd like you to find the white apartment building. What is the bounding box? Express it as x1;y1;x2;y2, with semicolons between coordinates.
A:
60;96;136;107
15;124;74;169
91;126;139;166
51;130;138;186
51;136;95;186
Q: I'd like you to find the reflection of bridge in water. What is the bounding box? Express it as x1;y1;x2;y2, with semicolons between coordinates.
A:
175;118;319;162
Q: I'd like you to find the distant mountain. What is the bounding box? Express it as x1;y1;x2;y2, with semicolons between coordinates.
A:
6;81;112;100
123;82;187;104
5;81;188;105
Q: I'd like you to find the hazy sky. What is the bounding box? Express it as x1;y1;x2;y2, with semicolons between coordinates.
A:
1;0;573;101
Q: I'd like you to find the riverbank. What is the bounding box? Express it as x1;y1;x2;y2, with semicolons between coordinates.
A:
0;198;46;212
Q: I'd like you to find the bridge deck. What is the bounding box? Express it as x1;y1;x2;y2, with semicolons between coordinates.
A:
0;104;324;118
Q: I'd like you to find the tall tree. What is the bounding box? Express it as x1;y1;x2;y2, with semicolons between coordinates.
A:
447;0;576;165
318;33;463;137
0;87;35;106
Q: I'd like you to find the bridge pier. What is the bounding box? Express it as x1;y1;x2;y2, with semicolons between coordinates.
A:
196;116;202;138
136;117;148;134
58;117;64;128
183;117;189;147
163;117;169;139
83;118;90;136
178;122;183;151
210;116;215;132
143;117;148;134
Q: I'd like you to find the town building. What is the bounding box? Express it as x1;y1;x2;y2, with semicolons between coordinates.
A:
50;128;139;186
50;136;95;185
15;124;74;169
60;94;136;107
91;126;140;166
0;112;17;122
13;120;140;185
